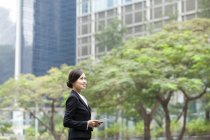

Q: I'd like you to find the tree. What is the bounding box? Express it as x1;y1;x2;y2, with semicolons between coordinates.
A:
0;65;71;140
95;19;126;51
83;18;210;140
198;0;210;18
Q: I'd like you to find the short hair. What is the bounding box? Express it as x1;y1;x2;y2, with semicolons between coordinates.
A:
67;69;83;88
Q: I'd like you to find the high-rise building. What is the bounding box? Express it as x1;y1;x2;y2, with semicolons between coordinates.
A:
13;0;76;136
76;0;199;63
19;0;76;76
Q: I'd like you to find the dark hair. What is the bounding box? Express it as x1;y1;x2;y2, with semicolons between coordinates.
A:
67;69;83;88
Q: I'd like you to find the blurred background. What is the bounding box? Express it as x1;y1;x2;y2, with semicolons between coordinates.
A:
0;0;210;140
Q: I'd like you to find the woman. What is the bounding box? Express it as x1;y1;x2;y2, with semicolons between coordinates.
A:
63;69;102;140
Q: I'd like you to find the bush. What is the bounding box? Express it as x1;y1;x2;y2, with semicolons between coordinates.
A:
187;119;210;136
134;121;144;137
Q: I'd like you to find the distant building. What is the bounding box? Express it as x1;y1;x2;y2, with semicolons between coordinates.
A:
18;0;76;76
76;0;199;63
13;0;77;137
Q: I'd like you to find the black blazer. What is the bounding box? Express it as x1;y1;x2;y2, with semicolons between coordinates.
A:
63;90;92;139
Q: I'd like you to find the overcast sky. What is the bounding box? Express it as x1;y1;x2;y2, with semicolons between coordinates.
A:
0;0;17;23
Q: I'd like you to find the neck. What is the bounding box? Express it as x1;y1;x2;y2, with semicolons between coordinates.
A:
73;88;80;94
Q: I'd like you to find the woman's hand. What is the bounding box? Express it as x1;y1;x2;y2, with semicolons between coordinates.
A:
88;120;103;128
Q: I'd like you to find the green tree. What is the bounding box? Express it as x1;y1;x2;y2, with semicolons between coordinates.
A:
95;19;126;51
84;18;210;140
198;0;210;18
0;65;71;140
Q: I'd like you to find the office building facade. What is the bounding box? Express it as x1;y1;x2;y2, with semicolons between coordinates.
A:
76;0;199;63
12;0;76;136
19;0;76;76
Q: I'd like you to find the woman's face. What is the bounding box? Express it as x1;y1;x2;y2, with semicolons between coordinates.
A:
73;73;87;92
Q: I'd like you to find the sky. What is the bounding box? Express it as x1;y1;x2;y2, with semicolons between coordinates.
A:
0;0;17;23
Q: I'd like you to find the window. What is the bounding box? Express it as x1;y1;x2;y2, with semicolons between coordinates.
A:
134;25;145;33
82;0;88;14
82;24;88;34
154;7;162;19
186;0;195;12
107;0;114;8
154;0;162;5
125;0;132;3
81;45;89;56
125;5;132;12
125;14;133;25
135;12;143;23
135;3;142;10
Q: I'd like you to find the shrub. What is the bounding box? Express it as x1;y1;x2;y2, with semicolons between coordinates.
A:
187;119;210;136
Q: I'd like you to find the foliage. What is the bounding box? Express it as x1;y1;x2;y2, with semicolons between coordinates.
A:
134;121;144;137
198;0;210;18
187;119;210;135
0;121;12;136
95;19;126;50
152;120;180;138
0;64;72;140
1;18;210;140
84;18;210;140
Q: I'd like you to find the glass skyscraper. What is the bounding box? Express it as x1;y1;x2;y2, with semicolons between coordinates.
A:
20;0;76;76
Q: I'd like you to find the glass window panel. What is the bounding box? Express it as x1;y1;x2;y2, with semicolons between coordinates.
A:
98;12;105;19
82;16;88;23
126;27;133;34
82;0;88;14
108;0;114;8
81;37;88;44
125;14;133;25
134;25;144;33
182;0;185;12
186;0;195;11
154;0;162;5
81;46;89;56
82;24;88;34
125;5;132;12
107;9;115;17
154;7;162;19
135;12;143;23
153;21;162;29
165;5;173;17
96;44;105;53
134;3;142;10
98;20;105;31
125;0;132;3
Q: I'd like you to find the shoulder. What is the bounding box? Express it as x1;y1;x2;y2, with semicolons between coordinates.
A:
66;92;79;104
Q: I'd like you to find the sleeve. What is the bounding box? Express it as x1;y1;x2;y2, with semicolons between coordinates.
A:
63;96;88;130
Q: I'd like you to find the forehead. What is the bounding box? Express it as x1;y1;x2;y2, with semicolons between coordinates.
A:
80;73;86;77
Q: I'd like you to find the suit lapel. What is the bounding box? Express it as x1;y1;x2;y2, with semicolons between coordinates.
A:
72;90;91;113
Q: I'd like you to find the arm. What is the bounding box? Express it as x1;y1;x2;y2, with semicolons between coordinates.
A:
63;96;88;130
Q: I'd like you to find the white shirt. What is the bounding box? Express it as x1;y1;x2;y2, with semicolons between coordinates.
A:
73;90;88;106
78;93;88;106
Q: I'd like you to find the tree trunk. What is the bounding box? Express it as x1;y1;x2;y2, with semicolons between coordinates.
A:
144;116;152;140
205;109;210;121
177;87;207;140
136;101;159;140
157;92;173;140
162;105;172;140
50;99;60;140
177;100;188;140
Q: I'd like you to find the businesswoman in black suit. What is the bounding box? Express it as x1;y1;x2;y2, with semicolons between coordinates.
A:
63;69;101;140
